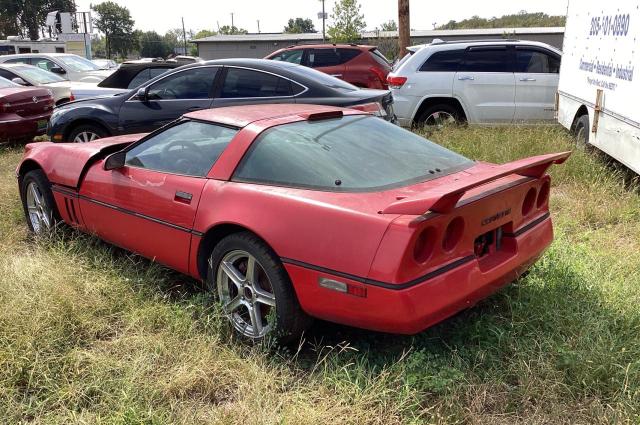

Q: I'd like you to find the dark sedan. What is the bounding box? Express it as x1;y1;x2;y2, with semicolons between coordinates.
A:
97;61;181;89
48;59;395;143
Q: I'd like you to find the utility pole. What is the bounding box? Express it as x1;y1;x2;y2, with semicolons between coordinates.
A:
257;20;260;33
318;0;327;42
398;0;410;57
181;17;187;55
231;13;234;30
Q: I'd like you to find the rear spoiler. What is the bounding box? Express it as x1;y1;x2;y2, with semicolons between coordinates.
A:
382;151;571;215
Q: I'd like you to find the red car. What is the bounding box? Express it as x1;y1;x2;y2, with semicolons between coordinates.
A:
17;104;569;342
266;44;392;89
0;76;54;143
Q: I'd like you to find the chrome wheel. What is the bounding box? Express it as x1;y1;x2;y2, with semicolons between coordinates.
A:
216;250;277;339
425;111;456;127
73;131;100;143
25;181;52;233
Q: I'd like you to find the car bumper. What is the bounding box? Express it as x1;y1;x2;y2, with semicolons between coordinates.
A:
285;215;553;334
390;90;418;127
0;113;50;140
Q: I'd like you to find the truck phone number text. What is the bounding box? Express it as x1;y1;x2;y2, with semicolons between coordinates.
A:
590;14;630;37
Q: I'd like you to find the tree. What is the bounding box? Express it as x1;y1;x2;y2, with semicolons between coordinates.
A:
92;1;135;59
193;29;216;39
218;25;248;35
283;18;316;33
379;19;397;32
436;11;565;29
0;0;76;40
327;0;366;43
138;31;171;58
91;35;107;58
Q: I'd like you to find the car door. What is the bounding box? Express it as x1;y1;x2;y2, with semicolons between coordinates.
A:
118;66;219;134
211;66;300;108
513;47;561;122
306;48;345;79
453;46;515;123
78;120;238;274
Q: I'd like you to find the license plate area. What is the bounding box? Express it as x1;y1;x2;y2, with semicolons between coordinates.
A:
475;223;516;271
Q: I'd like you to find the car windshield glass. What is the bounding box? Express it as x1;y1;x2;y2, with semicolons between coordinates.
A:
13;65;65;84
57;55;100;72
0;76;17;88
233;115;473;191
290;64;357;91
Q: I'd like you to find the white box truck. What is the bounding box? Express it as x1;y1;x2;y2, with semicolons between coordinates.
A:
557;1;640;174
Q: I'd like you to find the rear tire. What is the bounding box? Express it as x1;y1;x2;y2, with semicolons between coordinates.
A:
415;103;463;128
573;114;590;148
68;123;108;143
20;169;59;234
207;232;312;344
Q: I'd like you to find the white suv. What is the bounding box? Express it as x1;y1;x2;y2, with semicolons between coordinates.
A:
388;39;562;127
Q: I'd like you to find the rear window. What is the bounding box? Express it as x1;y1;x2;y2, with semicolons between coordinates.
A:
370;48;391;67
233;115;472;191
420;49;464;72
291;64;357;91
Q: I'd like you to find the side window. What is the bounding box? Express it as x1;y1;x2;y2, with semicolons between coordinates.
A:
337;48;361;64
420;49;464;72
5;58;30;65
0;69;18;81
271;49;303;64
515;49;560;73
149;67;171;79
459;47;511;73
147;67;217;100
125;121;238;176
308;49;341;67
221;68;292;98
127;68;151;89
33;58;58;72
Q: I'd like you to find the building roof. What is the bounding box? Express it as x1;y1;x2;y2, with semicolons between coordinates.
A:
190;27;565;43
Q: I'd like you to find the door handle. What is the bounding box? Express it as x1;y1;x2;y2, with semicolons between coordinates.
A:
457;76;474;81
174;191;193;204
519;78;537;82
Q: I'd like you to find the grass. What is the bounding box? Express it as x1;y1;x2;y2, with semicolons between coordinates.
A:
0;125;639;424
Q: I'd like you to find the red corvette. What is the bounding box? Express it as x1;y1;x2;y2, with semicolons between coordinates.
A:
17;104;569;341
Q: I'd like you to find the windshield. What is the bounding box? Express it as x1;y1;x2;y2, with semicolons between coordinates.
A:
57;55;100;72
291;64;357;91
13;65;65;84
233;115;473;191
0;76;17;88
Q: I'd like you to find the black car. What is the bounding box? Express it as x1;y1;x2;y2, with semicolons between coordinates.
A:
48;59;395;143
97;61;181;89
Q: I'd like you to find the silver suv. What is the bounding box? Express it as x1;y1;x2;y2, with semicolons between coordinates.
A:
388;39;562;127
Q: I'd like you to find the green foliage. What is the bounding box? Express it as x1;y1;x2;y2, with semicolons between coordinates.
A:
438;11;566;30
138;31;171;58
90;35;106;58
91;1;135;59
378;19;397;32
192;29;216;39
0;0;76;40
283;17;316;34
327;0;366;43
218;25;248;35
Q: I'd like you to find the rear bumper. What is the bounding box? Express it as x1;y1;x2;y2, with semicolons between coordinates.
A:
0;112;50;140
285;215;553;334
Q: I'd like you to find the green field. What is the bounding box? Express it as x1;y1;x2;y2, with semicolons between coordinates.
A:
0;126;639;424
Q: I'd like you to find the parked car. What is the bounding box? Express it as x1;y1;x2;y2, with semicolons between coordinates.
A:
47;58;394;143
92;59;118;70
266;44;392;89
0;63;73;105
17;103;569;341
388;39;562;127
0;53;113;83
0;76;54;142
70;60;182;101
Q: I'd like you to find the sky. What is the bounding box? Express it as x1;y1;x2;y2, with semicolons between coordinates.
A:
75;0;570;35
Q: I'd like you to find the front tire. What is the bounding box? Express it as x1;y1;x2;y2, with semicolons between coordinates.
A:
20;169;59;234
573;114;590;148
68;123;108;143
207;232;312;343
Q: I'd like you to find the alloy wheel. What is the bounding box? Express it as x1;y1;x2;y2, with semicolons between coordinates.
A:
73;131;100;143
216;250;277;338
25;181;52;233
425;111;456;127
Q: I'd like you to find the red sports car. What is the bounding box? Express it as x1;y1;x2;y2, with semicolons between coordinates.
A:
0;76;54;143
17;104;569;342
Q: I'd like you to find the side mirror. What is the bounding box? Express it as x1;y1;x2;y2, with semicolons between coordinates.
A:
104;151;126;170
50;66;66;75
11;77;28;85
134;86;148;101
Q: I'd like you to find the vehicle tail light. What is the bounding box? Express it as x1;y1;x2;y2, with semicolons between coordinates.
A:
522;187;537;217
69;93;75;102
442;217;465;252
413;226;437;263
350;102;386;117
537;180;550;208
387;75;407;89
369;66;388;87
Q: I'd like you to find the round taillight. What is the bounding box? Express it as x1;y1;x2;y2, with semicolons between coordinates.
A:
522;187;537;217
413;226;437;263
537;180;550;209
442;217;465;252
